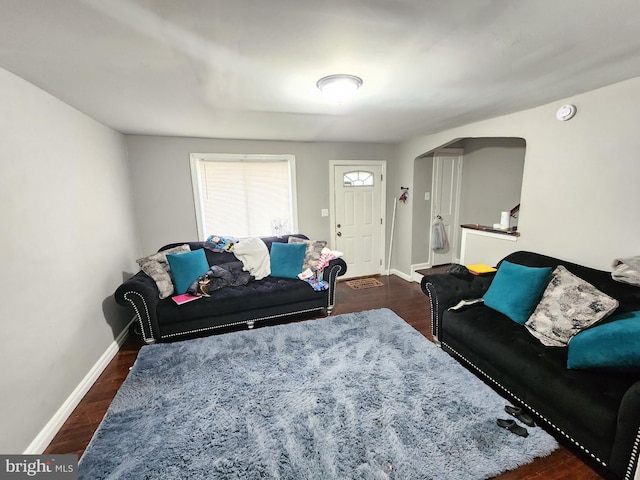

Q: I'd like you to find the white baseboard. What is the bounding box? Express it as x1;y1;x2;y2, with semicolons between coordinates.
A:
390;269;414;282
412;262;431;271
411;262;431;283
24;320;133;454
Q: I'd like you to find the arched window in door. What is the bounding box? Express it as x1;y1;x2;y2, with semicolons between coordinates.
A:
343;170;374;187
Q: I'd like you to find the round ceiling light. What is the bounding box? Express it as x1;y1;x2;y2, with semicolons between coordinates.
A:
316;74;363;101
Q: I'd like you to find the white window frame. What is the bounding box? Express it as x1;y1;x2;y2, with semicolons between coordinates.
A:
189;153;298;240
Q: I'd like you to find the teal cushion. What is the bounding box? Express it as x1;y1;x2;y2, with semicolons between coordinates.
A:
166;249;210;295
483;260;552;324
270;242;306;278
568;311;640;369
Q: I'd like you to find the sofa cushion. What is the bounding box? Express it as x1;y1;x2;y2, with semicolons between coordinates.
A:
525;265;619;347
157;276;322;324
483;260;552;324
166;249;210;295
137;244;191;299
270;242;306;278
568;311;640;369
288;236;327;271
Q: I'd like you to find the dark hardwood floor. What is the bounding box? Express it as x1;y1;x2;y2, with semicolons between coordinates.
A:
45;274;605;479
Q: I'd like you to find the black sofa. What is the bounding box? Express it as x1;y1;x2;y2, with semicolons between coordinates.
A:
421;251;640;480
115;235;347;343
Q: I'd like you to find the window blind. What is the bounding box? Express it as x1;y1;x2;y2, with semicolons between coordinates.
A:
197;159;293;238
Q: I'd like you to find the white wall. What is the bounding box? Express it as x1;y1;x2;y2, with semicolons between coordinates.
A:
125;136;397;256
411;155;433;265
0;68;139;453
396;76;640;275
458;137;525;228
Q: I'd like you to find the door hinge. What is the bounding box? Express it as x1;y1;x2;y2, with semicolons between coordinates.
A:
380;218;383;225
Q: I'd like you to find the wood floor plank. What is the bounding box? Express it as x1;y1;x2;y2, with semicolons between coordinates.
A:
44;274;606;479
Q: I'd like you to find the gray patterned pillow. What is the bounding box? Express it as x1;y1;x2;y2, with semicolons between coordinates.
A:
288;237;327;271
136;245;191;299
525;265;618;347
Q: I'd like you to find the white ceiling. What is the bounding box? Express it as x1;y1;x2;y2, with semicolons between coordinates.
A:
3;0;640;143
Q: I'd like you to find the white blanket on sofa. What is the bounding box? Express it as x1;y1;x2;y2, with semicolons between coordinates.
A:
233;237;271;280
612;256;640;286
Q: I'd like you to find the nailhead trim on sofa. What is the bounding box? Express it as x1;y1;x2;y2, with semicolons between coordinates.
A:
160;306;325;340
424;285;440;344
443;341;640;479
442;341;608;468
626;430;640;480
124;291;155;344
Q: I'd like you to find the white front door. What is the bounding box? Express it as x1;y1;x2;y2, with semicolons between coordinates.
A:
431;150;463;266
332;163;385;279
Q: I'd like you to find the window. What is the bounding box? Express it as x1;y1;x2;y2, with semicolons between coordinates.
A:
343;170;374;187
190;153;297;238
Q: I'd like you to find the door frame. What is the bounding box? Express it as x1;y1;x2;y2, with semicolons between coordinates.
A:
329;160;387;277
430;149;463;267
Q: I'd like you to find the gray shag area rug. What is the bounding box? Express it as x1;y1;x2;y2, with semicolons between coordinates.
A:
79;308;558;479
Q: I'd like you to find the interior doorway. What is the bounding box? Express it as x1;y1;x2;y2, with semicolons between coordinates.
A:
411;138;526;272
431;149;463;266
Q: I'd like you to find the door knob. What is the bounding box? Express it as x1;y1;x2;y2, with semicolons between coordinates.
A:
337;224;341;228
337;232;342;237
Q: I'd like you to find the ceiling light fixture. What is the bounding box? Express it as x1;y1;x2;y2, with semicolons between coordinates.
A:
316;74;363;101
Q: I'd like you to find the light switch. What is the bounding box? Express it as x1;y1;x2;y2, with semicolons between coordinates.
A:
321;208;329;217
425;192;430;201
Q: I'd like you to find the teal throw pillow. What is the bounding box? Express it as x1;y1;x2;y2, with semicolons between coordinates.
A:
166;249;210;295
568;311;640;370
483;260;552;324
270;242;306;279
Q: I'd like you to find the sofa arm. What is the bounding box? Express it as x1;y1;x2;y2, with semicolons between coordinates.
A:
420;273;494;342
323;258;347;313
609;380;640;480
114;271;161;344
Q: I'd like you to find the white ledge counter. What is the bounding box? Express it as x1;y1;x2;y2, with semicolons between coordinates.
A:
460;224;520;266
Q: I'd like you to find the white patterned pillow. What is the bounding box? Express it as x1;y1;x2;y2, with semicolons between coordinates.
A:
525;265;618;347
288;237;327;271
136;245;191;299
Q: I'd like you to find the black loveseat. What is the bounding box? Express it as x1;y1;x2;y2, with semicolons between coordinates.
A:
115;235;347;343
421;251;640;480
